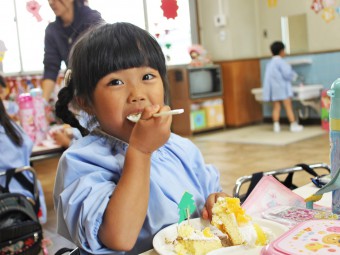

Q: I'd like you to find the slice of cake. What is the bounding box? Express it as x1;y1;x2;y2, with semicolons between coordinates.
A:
211;197;268;247
174;223;222;255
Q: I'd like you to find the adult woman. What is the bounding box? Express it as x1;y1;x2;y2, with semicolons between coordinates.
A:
42;0;103;102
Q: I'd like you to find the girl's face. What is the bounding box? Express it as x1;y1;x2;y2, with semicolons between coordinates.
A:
89;67;164;142
48;0;73;17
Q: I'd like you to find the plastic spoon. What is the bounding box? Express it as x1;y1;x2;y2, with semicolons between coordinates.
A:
127;109;184;123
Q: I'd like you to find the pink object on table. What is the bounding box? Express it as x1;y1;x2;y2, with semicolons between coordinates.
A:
261;219;340;255
18;93;35;142
241;176;328;218
30;88;48;145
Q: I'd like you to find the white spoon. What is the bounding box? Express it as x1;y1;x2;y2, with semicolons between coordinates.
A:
127;109;184;123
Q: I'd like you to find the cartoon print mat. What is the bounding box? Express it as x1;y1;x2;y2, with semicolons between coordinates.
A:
273;220;340;254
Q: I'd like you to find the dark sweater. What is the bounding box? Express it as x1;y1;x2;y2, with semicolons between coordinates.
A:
43;5;103;81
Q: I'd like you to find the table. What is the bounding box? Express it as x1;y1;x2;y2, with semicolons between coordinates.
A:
30;143;64;162
293;182;331;208
140;183;333;255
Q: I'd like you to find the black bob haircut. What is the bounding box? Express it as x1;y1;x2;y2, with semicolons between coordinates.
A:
270;41;285;56
68;22;168;105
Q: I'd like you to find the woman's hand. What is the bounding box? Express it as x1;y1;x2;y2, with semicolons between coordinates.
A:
201;192;230;221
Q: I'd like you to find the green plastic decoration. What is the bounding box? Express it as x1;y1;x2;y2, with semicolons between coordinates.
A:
178;191;196;223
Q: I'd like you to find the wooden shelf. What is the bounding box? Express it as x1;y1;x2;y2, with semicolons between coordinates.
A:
167;66;225;136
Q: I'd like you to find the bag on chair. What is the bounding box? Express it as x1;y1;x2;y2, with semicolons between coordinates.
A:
0;168;43;255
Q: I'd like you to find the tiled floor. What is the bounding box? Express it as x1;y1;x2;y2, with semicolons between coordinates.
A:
33;124;331;253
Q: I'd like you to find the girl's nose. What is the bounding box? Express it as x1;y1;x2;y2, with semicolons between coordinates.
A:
128;87;146;103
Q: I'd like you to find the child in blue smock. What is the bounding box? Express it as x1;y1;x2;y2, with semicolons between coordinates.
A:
262;41;303;133
53;22;228;254
0;98;47;223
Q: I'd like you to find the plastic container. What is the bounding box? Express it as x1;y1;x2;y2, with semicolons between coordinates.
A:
18;93;35;142
327;78;340;214
30;88;48;145
261;220;340;254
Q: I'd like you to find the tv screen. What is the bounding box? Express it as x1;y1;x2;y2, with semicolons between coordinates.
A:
189;69;213;95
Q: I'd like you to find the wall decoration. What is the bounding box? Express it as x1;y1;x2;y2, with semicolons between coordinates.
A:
311;0;324;13
26;0;42;22
160;0;178;19
322;7;335;22
336;6;340;15
0;40;7;72
267;0;278;7
323;0;336;8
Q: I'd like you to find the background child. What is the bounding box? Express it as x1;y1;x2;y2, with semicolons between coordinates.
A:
262;41;303;133
54;22;228;254
0;98;47;223
0;75;19;120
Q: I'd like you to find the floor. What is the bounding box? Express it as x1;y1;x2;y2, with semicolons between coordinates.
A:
33;124;331;254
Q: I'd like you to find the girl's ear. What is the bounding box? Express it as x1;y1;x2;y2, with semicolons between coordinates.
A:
75;96;94;115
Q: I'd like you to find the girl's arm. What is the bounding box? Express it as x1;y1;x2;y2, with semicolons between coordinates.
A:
98;105;171;251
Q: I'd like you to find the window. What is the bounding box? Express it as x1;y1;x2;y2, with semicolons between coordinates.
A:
0;0;197;75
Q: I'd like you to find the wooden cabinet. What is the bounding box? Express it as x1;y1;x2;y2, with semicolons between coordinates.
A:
167;65;225;136
218;59;263;127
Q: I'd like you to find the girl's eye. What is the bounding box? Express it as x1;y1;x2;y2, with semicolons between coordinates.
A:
108;79;124;86
143;74;155;80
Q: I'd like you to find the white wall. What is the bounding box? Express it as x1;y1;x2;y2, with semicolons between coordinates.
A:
197;0;340;60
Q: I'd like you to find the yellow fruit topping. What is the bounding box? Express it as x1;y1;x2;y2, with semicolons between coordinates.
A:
223;197;252;225
202;227;214;238
253;223;267;246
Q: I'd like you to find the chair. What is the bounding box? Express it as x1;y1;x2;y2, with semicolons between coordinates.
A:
233;163;330;203
55;247;80;255
0;166;39;211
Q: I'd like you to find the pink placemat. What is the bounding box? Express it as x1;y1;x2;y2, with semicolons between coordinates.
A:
242;176;328;217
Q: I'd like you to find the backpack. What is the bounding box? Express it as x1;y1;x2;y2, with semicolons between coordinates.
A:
0;167;43;255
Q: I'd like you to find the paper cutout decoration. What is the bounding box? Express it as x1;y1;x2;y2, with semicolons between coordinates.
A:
160;0;179;19
323;0;336;8
178;191;196;224
267;0;277;8
336;6;340;15
311;0;324;13
26;0;42;22
322;7;335;22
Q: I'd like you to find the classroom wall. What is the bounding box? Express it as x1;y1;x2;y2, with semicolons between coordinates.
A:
197;0;340;60
260;52;340;119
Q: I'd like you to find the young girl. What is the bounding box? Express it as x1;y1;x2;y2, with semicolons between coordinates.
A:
262;41;303;133
0;98;47;223
54;22;227;254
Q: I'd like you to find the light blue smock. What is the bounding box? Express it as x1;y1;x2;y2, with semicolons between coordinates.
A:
54;131;222;254
262;56;297;102
0;121;47;223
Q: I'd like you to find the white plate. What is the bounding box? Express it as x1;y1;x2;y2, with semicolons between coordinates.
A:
152;218;289;255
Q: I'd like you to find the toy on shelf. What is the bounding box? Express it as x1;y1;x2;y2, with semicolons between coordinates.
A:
188;44;212;67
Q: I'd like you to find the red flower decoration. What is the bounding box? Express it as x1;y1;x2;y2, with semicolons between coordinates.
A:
26;0;42;22
311;0;324;13
160;0;178;19
25;237;34;246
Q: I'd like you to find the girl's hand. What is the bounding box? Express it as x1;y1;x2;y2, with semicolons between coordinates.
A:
201;192;229;221
51;129;72;148
129;104;172;154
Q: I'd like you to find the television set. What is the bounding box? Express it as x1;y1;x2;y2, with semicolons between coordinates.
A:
187;65;223;99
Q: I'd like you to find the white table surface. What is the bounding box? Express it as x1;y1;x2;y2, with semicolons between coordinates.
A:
140;182;333;255
293;182;332;208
